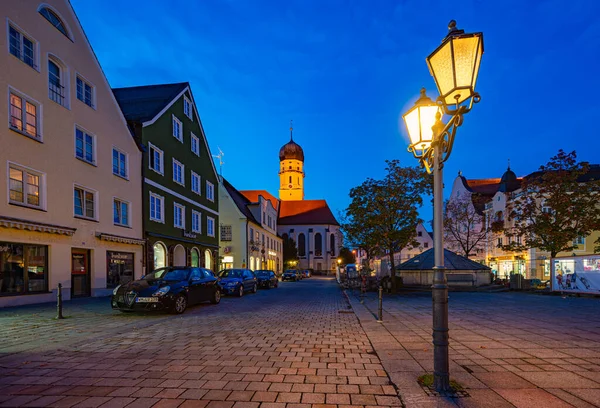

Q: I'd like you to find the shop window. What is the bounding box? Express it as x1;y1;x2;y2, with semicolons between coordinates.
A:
153;242;167;269
205;250;212;270
0;242;47;295
106;251;134;289
191;248;200;267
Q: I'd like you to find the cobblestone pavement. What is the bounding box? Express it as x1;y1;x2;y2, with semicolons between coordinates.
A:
348;289;600;408
0;277;402;408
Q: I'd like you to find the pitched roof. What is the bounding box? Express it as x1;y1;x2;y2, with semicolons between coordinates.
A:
461;176;501;195
112;82;188;123
396;248;490;271
279;200;339;226
239;190;280;211
222;178;259;224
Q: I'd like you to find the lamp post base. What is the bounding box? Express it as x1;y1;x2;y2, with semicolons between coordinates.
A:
432;265;449;392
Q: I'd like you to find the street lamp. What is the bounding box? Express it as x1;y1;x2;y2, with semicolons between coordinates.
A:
402;20;484;393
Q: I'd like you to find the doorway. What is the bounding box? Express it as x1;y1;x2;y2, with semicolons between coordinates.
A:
71;249;91;298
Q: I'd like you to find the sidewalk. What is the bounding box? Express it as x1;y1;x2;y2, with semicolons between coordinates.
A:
346;289;600;408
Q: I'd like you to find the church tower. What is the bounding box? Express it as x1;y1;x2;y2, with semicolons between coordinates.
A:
278;123;305;201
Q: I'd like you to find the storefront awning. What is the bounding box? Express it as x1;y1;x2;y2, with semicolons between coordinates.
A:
0;216;76;236
95;232;146;246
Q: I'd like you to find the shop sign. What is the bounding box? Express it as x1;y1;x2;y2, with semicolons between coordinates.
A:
183;231;197;239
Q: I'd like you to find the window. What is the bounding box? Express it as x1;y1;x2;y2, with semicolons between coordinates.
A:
330;234;335;257
424;242;429;248
206;181;215;201
148;143;163;174
298;234;306;257
184;96;193;120
113;199;129;226
9;91;39;139
149;193;164;222
48;59;65;106
191;133;200;156
106;251;134;289
220;225;232;241
74;186;96;220
497;237;502;247
112;148;128;179
172;159;184;185
75;128;94;164
192;210;201;233
174;203;185;229
8;25;35;68
418;231;423;237
191;171;201;195
573;236;585;246
314;233;322;257
39;7;70;39
0;242;48;295
8;164;42;209
76;76;94;108
207;217;215;237
172;115;182;142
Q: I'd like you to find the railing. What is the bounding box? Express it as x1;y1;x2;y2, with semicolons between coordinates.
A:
49;80;65;106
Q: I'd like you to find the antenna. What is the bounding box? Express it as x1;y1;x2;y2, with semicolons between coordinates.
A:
213;147;225;178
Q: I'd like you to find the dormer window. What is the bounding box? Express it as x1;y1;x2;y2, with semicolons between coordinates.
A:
39;7;71;40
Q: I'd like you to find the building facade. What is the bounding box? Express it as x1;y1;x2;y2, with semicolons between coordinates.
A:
113;83;220;272
0;0;145;307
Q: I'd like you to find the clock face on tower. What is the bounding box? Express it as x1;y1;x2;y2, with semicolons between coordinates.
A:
288;184;293;189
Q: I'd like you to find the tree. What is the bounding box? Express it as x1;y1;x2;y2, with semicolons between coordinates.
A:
501;150;600;264
343;160;431;292
338;247;356;265
282;235;299;267
444;192;487;258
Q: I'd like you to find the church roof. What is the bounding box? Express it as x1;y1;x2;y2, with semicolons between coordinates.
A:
239;190;280;211
279;139;304;162
279;200;339;226
397;248;490;271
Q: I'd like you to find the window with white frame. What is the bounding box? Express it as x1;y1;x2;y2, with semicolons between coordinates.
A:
8;164;43;209
173;159;184;185
191;133;200;156
206;181;215;201
48;58;66;107
8;25;36;69
149;192;164;222
191;171;201;195
207;217;215;237
573;236;585;246
192;210;201;233
220;225;232;241
172;115;183;142
39;7;71;40
75;128;95;164
183;96;192;120
9;91;39;139
112;148;128;179
174;203;185;229
113;198;129;226
148;143;163;174
74;186;96;220
76;76;94;108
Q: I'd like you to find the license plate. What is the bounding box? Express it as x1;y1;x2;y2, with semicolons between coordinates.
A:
136;297;159;303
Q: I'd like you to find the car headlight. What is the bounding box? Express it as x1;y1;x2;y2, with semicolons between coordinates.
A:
152;286;170;296
112;284;121;295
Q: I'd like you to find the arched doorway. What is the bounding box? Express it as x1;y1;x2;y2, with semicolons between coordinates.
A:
191;248;200;267
153;242;167;269
173;245;186;266
205;249;212;271
249;256;255;271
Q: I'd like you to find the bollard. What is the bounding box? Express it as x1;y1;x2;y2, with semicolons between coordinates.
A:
377;285;383;322
56;283;64;319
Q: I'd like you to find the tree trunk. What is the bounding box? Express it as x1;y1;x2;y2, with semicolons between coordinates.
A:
389;249;397;293
550;251;558;291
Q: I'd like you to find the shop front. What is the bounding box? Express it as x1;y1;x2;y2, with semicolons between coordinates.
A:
0;242;48;296
552;255;600;294
146;234;219;273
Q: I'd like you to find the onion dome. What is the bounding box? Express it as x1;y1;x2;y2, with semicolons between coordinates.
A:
499;164;520;192
279;122;304;162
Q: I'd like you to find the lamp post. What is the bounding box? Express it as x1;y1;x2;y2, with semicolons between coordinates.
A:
402;20;484;393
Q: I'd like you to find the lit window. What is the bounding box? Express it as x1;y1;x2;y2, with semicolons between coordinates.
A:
9;91;39;139
8;165;42;209
112;148;128;179
191;133;200;156
174;203;185;229
192;210;201;233
207;217;215;237
206;181;214;201
191;171;201;195
148;143;163;174
75;128;95;164
74;186;96;220
172;115;183;142
113;199;129;226
39;7;70;39
184;96;193;120
173;159;184;185
8;25;35;68
149;193;164;222
76;76;94;108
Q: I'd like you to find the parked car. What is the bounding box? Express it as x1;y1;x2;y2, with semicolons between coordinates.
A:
111;267;220;314
218;269;257;297
282;269;300;281
254;270;279;289
302;269;312;278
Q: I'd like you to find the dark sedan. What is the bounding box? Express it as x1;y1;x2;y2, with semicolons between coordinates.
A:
282;269;300;281
111;267;220;314
217;269;257;296
255;270;278;289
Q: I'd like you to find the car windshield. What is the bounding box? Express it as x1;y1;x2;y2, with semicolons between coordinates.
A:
255;270;270;277
285;270;296;274
145;268;190;281
219;269;243;278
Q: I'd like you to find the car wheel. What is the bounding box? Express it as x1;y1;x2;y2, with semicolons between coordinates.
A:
211;288;221;304
252;283;258;293
172;294;187;314
237;285;244;297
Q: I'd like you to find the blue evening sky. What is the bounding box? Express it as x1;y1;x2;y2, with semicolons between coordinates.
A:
72;0;600;228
